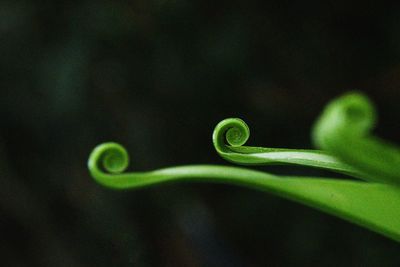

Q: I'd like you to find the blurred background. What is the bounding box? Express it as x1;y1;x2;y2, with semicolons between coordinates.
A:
1;1;400;266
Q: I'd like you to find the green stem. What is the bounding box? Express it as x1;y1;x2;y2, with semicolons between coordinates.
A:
88;142;400;242
212;118;365;179
312;92;400;185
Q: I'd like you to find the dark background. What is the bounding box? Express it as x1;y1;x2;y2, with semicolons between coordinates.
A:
2;1;400;266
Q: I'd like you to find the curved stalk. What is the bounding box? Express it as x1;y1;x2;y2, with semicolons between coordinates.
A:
312;92;400;185
212;118;365;179
88;142;400;242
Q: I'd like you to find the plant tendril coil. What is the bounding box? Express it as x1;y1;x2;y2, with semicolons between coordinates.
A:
313;91;400;185
88;142;400;242
88;91;400;243
213;118;364;179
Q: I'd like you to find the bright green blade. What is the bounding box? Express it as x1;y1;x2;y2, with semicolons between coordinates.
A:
88;143;400;242
313;92;400;185
212;118;365;179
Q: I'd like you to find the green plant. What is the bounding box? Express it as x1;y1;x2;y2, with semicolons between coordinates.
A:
88;92;400;242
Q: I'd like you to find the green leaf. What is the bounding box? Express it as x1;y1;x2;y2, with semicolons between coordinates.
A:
88;142;400;242
212;118;365;179
312;92;400;185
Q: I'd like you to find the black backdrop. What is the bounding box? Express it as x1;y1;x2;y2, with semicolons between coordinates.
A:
1;1;400;266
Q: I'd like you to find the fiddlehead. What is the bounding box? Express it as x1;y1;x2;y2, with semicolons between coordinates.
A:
213;118;364;178
312;92;400;185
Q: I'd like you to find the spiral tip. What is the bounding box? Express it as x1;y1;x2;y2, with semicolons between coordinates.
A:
213;118;250;151
312;91;377;149
88;142;130;174
338;92;376;127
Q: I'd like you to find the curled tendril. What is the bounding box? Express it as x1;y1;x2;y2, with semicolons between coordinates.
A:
87;142;132;188
88;143;400;241
88;91;400;242
312;91;400;185
213;118;364;178
91;142;129;173
313;92;376;148
212;118;250;154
